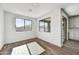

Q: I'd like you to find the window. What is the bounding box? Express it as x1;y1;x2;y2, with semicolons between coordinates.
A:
16;18;32;32
39;19;50;32
45;22;49;32
16;18;24;32
39;21;44;32
25;20;32;31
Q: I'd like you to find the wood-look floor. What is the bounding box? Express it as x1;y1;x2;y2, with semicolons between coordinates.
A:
0;38;78;55
63;39;79;54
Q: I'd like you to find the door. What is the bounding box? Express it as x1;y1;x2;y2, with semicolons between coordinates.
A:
61;16;67;43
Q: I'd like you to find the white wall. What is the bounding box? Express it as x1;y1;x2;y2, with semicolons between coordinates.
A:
0;4;4;50
37;8;62;47
4;7;63;47
69;16;79;41
4;11;37;44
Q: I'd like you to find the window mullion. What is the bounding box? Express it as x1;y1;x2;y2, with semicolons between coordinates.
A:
24;19;25;30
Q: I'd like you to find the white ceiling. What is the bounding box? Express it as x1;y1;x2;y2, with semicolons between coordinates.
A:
64;3;79;16
2;3;79;18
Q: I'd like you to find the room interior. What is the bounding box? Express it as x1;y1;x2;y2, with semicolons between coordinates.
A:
0;3;79;55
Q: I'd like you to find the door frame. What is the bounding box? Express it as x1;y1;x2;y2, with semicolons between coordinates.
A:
61;16;69;47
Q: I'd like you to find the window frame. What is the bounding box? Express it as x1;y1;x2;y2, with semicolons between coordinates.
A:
39;20;51;32
15;18;32;32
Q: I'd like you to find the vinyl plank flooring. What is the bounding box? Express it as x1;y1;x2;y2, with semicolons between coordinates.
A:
0;38;78;55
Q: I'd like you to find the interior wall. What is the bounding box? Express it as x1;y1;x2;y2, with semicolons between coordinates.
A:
3;7;66;47
4;11;37;44
69;16;79;41
37;8;62;47
0;4;4;50
4;8;66;47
